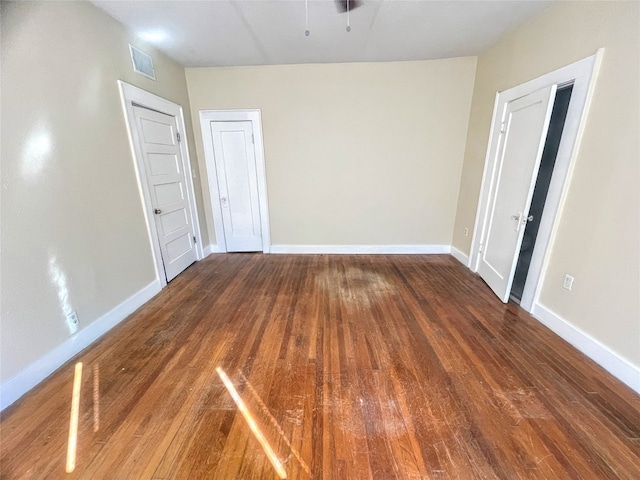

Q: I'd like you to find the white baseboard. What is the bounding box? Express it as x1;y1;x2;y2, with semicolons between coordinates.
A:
532;303;640;394
203;244;225;256
269;244;451;255
450;246;469;266
0;280;162;411
204;243;226;256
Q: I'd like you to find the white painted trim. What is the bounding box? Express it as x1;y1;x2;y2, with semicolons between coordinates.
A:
199;109;271;254
450;246;470;266
520;50;604;312
270;245;451;255
204;243;226;256
532;303;640;394
118;81;204;288
0;280;161;411
469;91;500;271
469;51;603;313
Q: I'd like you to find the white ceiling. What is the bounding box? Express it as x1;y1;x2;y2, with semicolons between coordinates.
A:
92;0;555;67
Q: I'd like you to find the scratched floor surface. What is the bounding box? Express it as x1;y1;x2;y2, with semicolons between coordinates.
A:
1;254;639;479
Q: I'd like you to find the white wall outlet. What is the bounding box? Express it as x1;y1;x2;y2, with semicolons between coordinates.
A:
562;274;574;291
464;227;469;237
66;310;79;334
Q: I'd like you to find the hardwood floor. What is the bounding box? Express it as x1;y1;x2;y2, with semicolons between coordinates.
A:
1;254;639;479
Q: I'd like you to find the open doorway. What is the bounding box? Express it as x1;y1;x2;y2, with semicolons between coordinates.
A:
469;51;603;313
510;85;573;303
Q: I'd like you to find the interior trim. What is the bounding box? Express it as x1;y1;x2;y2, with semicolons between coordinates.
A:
469;50;604;312
199;109;271;254
270;244;451;254
0;280;162;411
118;81;204;287
450;246;470;266
532;303;640;394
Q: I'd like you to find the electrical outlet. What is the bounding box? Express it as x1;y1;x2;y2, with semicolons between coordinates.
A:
562;274;574;291
66;310;79;334
464;227;469;237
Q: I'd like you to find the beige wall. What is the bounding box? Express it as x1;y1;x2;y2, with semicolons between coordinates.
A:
452;1;640;366
186;59;477;246
0;1;205;382
4;0;635;392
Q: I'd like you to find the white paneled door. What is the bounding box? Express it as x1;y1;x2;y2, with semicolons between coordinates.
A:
210;121;262;252
477;85;557;302
133;106;198;282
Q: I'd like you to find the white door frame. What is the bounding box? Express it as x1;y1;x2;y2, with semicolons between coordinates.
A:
199;109;271;253
469;49;604;312
118;81;204;287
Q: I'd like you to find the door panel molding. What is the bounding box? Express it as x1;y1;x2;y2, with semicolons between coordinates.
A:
477;85;557;301
199;110;271;253
118;81;204;287
133;106;198;281
469;50;604;311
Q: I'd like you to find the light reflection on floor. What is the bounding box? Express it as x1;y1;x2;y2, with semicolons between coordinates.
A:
65;362;82;473
92;364;100;433
216;367;287;479
62;361;308;478
240;373;311;477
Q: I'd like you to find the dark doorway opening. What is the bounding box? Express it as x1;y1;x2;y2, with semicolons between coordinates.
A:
510;84;574;303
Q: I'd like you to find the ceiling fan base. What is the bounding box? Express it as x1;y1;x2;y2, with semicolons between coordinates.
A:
336;0;363;13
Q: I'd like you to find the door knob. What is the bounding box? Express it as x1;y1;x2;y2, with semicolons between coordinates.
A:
154;209;162;214
511;213;534;232
511;212;522;232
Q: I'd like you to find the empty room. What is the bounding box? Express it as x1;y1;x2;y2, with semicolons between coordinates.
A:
1;0;639;478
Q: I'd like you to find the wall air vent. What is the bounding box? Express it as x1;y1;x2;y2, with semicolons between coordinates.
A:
129;44;156;80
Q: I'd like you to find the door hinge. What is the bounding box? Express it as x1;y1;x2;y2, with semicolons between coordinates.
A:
193;235;197;244
251;134;254;144
499;122;506;134
479;243;484;253
177;132;181;142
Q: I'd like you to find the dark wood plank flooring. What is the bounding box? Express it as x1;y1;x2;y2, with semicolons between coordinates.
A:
1;254;639;479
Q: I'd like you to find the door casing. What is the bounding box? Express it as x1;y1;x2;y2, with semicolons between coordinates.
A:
199;110;271;253
119;81;204;287
469;50;604;312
